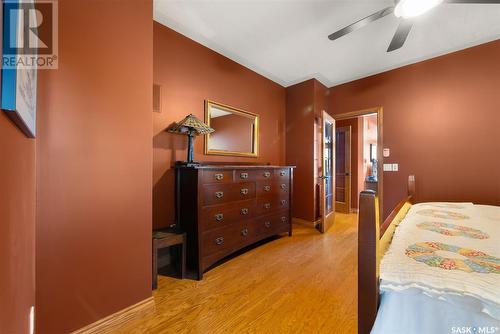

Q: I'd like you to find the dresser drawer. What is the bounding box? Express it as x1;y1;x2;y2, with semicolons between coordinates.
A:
200;199;256;231
201;169;233;184
255;211;290;237
256;181;290;197
202;182;256;205
274;168;290;180
255;169;275;181
255;196;289;216
201;222;255;256
234;170;257;182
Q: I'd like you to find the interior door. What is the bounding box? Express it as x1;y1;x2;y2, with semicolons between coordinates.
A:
335;126;351;213
318;111;335;233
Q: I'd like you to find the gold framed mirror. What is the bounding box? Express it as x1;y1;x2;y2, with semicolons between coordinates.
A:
204;100;259;157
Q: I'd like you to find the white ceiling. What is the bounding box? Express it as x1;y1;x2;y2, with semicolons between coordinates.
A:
154;0;500;87
210;108;231;118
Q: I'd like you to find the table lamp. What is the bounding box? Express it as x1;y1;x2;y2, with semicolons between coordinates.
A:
168;114;214;166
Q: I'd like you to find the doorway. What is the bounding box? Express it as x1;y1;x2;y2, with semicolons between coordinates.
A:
333;108;383;215
335;126;351;213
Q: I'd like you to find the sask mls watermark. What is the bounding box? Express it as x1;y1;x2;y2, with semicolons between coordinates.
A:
2;0;58;69
451;326;499;334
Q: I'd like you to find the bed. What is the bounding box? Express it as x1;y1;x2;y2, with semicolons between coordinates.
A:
358;177;500;334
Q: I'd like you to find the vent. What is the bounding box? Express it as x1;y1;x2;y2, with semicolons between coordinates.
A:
153;84;161;113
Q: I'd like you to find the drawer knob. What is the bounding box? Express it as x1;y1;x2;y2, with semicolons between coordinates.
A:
281;200;287;206
240;172;248;179
280;184;287;191
264;185;271;192
241;228;249;237
215;237;224;245
215;213;224;222
214;173;224;181
281;216;287;223
263;172;271;178
215;191;224;199
280;171;286;176
264;203;271;209
264;221;271;228
241;188;249;195
241;208;249;215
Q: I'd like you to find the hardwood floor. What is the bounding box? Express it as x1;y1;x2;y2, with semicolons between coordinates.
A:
114;213;358;333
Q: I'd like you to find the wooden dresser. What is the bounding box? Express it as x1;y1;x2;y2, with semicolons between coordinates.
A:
175;164;295;279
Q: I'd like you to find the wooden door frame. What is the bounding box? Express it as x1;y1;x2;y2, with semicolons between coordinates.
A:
335;126;351;213
332;107;383;217
319;111;336;233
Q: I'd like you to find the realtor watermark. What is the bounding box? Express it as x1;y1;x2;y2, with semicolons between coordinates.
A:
451;326;499;334
2;0;58;69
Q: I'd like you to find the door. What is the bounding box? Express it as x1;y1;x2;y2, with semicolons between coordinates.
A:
318;111;335;233
335;126;351;213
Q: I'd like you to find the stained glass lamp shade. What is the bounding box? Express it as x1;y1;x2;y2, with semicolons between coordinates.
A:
168;114;214;164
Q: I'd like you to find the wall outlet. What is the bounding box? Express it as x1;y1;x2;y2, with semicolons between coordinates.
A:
392;163;399;172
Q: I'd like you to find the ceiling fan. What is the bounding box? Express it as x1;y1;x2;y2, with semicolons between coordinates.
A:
328;0;500;52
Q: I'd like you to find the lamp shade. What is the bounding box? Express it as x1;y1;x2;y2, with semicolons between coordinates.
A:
167;114;215;165
168;114;214;135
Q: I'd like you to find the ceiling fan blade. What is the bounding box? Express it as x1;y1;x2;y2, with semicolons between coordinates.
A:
328;6;394;41
445;0;500;3
387;20;413;52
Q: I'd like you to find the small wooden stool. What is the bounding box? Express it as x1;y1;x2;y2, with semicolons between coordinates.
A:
152;231;186;289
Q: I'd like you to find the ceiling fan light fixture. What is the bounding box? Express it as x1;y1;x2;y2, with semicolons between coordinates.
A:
394;0;443;18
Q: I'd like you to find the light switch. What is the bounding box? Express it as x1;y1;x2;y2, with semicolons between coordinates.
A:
392;163;399;172
383;163;393;172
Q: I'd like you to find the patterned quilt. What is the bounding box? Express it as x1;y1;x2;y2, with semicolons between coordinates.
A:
380;202;500;320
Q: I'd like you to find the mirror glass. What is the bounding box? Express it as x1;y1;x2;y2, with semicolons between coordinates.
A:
205;101;259;157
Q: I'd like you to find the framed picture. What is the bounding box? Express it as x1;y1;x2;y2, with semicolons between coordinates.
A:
1;0;38;138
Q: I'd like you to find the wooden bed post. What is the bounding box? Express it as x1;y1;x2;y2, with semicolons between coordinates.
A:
358;190;379;334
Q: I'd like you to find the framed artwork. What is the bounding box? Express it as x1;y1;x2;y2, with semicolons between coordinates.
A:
1;0;38;138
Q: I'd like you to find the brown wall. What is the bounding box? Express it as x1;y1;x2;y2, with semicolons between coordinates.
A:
35;1;153;333
286;79;329;222
153;22;286;229
330;40;500;217
286;80;315;221
0;114;36;334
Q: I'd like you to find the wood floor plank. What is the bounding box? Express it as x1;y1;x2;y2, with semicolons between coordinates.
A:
111;213;358;334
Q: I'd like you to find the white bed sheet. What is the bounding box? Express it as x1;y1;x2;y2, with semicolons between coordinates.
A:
372;289;500;334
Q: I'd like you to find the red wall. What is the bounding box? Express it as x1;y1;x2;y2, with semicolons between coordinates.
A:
153;22;286;229
35;1;153;333
285;79;329;222
330;40;500;217
0;114;36;334
285;80;315;221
